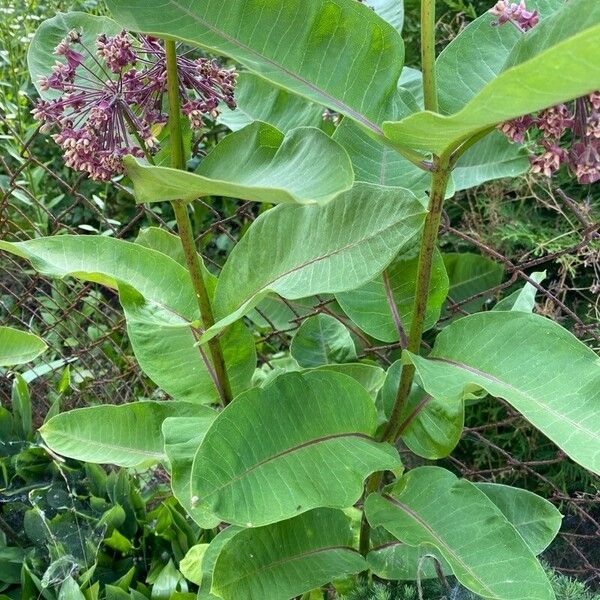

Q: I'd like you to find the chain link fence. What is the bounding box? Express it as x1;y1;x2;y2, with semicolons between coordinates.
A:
1;113;599;585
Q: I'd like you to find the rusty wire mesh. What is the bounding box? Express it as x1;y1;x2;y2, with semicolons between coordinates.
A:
1;113;599;585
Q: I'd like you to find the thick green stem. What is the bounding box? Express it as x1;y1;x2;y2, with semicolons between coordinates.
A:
382;161;450;444
165;40;233;405
421;0;439;112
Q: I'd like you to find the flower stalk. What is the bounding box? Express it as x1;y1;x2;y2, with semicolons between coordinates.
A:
165;40;233;405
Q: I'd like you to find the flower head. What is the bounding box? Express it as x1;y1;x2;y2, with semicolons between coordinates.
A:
32;29;237;181
498;115;534;143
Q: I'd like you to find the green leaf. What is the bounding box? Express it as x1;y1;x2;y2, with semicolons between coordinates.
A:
336;249;448;343
39;401;214;467
365;467;554;600
211;509;366;600
106;0;404;129
493;271;546;312
367;538;451;581
312;363;386;399
206;183;426;340
436;0;565;115
384;0;600;156
218;73;325;133
443;253;504;318
124;123;354;205
370;0;404;33
134;227;188;266
162;416;220;529
290;314;357;368
0;236;256;403
27;12;121;99
404;312;600;475
191;371;400;526
452;132;528;192
58;578;86;600
377;360;463;459
475;483;562;555
180;544;209;586
197;526;242;600
0;326;47;367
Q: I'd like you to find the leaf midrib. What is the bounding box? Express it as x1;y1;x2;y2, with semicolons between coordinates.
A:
224;206;424;316
430;357;600;440
198;431;373;502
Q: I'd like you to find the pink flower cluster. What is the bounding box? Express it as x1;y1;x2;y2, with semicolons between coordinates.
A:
491;2;600;184
32;30;237;181
489;0;539;31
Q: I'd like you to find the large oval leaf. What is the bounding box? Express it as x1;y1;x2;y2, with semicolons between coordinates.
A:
0;327;47;367
106;0;404;128
40;401;214;467
211;509;366;600
365;467;554;600
336;249;448;343
404;312;600;475
204;182;426;340
124;123;354;205
384;0;600;156
0;236;256;403
191;370;400;527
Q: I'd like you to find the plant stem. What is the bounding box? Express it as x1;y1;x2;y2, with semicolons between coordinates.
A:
382;160;450;444
421;0;439;112
165;40;232;405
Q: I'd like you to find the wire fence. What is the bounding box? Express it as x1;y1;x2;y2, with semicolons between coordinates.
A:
1;115;599;585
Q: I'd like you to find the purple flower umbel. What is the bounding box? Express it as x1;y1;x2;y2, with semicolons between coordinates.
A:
33;30;237;181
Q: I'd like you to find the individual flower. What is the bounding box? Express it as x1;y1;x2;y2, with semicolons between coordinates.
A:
32;29;237;181
570;140;600;184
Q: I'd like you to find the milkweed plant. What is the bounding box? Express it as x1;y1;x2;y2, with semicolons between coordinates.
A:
3;0;600;598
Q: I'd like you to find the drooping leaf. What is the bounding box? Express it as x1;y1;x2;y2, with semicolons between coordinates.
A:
336;250;448;343
365;467;554;600
290;314;357;368
162;417;220;528
367;535;451;581
218;72;325;133
39;401;214;467
405;312;600;475
179;544;209;586
205;182;426;340
0;326;47;367
191;371;400;526
384;0;600;156
475;483;562;555
493;271;546;312
106;0;404;129
443;253;504;318
0;236;256;403
124;123;354;205
377;360;464;459
27;12;121;99
211;509;367;600
436;0;565;115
